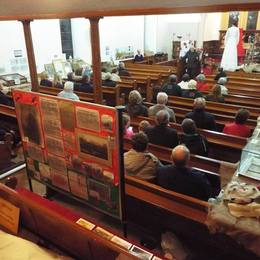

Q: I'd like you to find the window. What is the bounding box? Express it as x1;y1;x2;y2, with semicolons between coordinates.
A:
246;11;259;30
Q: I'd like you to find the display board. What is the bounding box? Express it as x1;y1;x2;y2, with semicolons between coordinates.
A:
13;89;124;220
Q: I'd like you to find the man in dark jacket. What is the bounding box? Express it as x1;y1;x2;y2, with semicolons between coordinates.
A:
182;46;201;79
145;110;178;148
157;145;212;201
161;74;182;97
185;97;216;131
118;62;131;76
79;75;93;93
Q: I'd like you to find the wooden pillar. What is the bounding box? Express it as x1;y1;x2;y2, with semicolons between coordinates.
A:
88;17;103;103
21;20;39;92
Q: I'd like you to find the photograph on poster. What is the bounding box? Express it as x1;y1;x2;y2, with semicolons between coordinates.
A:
84;163;103;181
130;246;153;260
77;132;112;167
40;98;59;118
76;107;100;132
88;178;111;203
18;103;43;146
39;163;51;181
26;157;36;172
69;179;88;200
27;143;45;163
42;118;61;138
51;168;70;192
63;131;76;151
59;101;75;131
45;136;65;157
101;114;113;132
47;154;67;172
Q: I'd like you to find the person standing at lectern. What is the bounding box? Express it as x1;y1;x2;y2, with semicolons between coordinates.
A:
182;46;201;79
220;20;239;72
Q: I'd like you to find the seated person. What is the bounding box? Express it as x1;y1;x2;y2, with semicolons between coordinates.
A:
205;84;225;103
39;71;52;87
196;73;209;92
180;118;209;156
181;79;202;99
138;120;151;133
124;132;161;181
214;67;227;81
148;92;176;122
178;73;190;90
102;72;117;87
157;145;212;201
223;108;251;138
145;110;179;148
217;77;228;95
186;97;216;131
0;83;12;106
126;90;148;117
58;81;80;101
161;74;182;97
123;114;134;139
79;75;93;93
118;62;131;76
111;68;122;82
52;74;63;88
134;50;144;62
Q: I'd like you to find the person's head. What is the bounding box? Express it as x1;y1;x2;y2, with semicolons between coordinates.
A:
196;74;206;83
137;50;141;55
193;97;206;110
131;132;149;152
235;108;250;125
101;67;107;73
184;42;187;47
75;68;83;76
218;77;227;85
111;68;118;74
128;90;142;105
232;20;238;27
119;62;125;69
188;79;197;90
67;72;74;81
102;72;112;81
155;110;170;127
211;84;222;98
182;74;190;82
157;92;168;105
190;46;195;52
63;81;74;93
138;120;151;132
181;118;196;135
123;114;131;130
171;145;190;167
169;74;177;84
218;67;224;73
82;75;90;84
40;71;48;80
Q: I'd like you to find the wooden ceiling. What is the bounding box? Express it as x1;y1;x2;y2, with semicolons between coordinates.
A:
0;0;259;20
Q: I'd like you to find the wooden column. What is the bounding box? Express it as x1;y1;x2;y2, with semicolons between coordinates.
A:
21;20;39;92
88;17;103;103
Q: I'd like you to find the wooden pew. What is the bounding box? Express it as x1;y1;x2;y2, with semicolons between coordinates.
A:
130;116;246;162
125;63;175;73
207;74;260;85
167;95;260;120
0;104;16;118
0;184;149;259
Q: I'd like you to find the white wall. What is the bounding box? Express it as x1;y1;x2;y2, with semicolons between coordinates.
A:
144;15;157;54
31;19;63;72
99;16;145;63
0;21;28;76
0;20;63;78
71;18;92;64
152;14;201;58
203;13;222;41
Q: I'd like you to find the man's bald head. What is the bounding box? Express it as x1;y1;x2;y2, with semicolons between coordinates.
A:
171;145;190;167
155;110;169;126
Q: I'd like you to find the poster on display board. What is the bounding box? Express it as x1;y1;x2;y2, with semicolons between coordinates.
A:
13;89;125;220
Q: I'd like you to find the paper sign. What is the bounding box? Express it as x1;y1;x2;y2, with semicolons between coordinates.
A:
0;198;20;234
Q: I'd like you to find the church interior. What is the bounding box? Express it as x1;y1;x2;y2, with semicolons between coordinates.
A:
0;1;260;259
